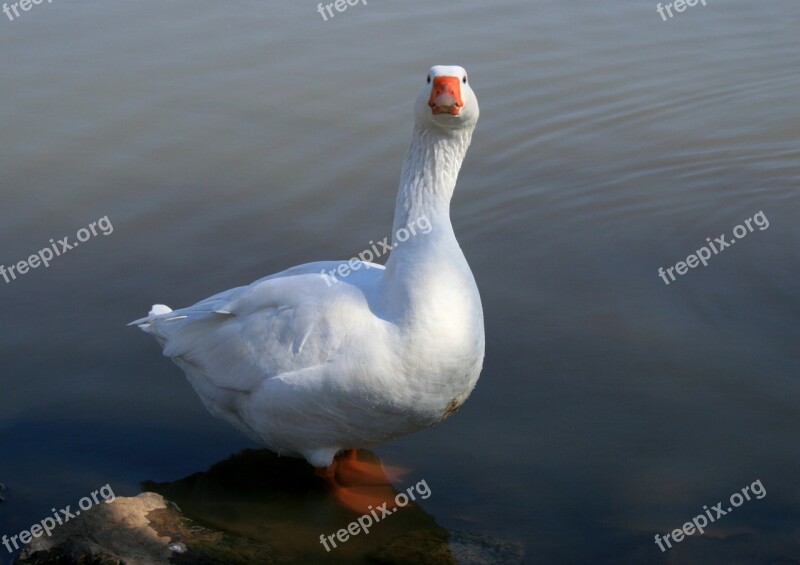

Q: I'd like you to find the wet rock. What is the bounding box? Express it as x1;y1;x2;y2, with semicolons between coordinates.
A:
447;531;525;565
16;492;274;565
16;450;524;564
143;448;449;563
366;529;524;565
17;492;174;565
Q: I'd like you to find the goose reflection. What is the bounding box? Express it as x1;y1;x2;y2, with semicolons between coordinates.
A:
143;449;457;565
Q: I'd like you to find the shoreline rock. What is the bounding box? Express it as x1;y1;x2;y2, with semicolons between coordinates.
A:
16;449;523;564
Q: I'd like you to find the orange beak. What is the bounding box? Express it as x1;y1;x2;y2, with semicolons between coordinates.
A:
428;76;464;116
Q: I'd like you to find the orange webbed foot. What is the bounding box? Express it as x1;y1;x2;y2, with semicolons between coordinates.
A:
316;450;411;514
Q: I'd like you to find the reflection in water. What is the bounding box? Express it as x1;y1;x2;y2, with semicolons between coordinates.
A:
143;449;458;565
0;0;798;561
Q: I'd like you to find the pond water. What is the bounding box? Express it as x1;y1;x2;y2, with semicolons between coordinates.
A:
1;0;798;563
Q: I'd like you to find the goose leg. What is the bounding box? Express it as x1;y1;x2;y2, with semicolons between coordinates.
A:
316;450;409;514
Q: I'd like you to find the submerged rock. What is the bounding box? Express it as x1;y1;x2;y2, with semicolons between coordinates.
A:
18;492;174;565
16;492;274;565
17;449;523;564
365;530;524;565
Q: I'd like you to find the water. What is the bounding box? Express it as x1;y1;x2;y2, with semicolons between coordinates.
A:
1;0;798;563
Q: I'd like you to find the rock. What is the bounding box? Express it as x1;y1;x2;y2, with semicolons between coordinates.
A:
17;492;174;565
168;541;187;554
16;492;274;565
16;450;524;564
447;531;525;565
365;529;524;565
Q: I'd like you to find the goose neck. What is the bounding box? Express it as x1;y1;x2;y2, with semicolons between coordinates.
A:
391;126;473;235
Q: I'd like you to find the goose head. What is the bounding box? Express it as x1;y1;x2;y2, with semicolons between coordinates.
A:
414;65;479;132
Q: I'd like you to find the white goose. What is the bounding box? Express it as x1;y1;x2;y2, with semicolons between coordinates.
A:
132;65;484;493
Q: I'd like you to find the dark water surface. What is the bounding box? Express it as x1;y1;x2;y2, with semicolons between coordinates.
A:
1;0;798;563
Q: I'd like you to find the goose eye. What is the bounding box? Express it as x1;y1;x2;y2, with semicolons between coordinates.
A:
463;76;468;84
427;76;431;84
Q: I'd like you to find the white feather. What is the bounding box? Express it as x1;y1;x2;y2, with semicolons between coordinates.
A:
133;66;485;468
